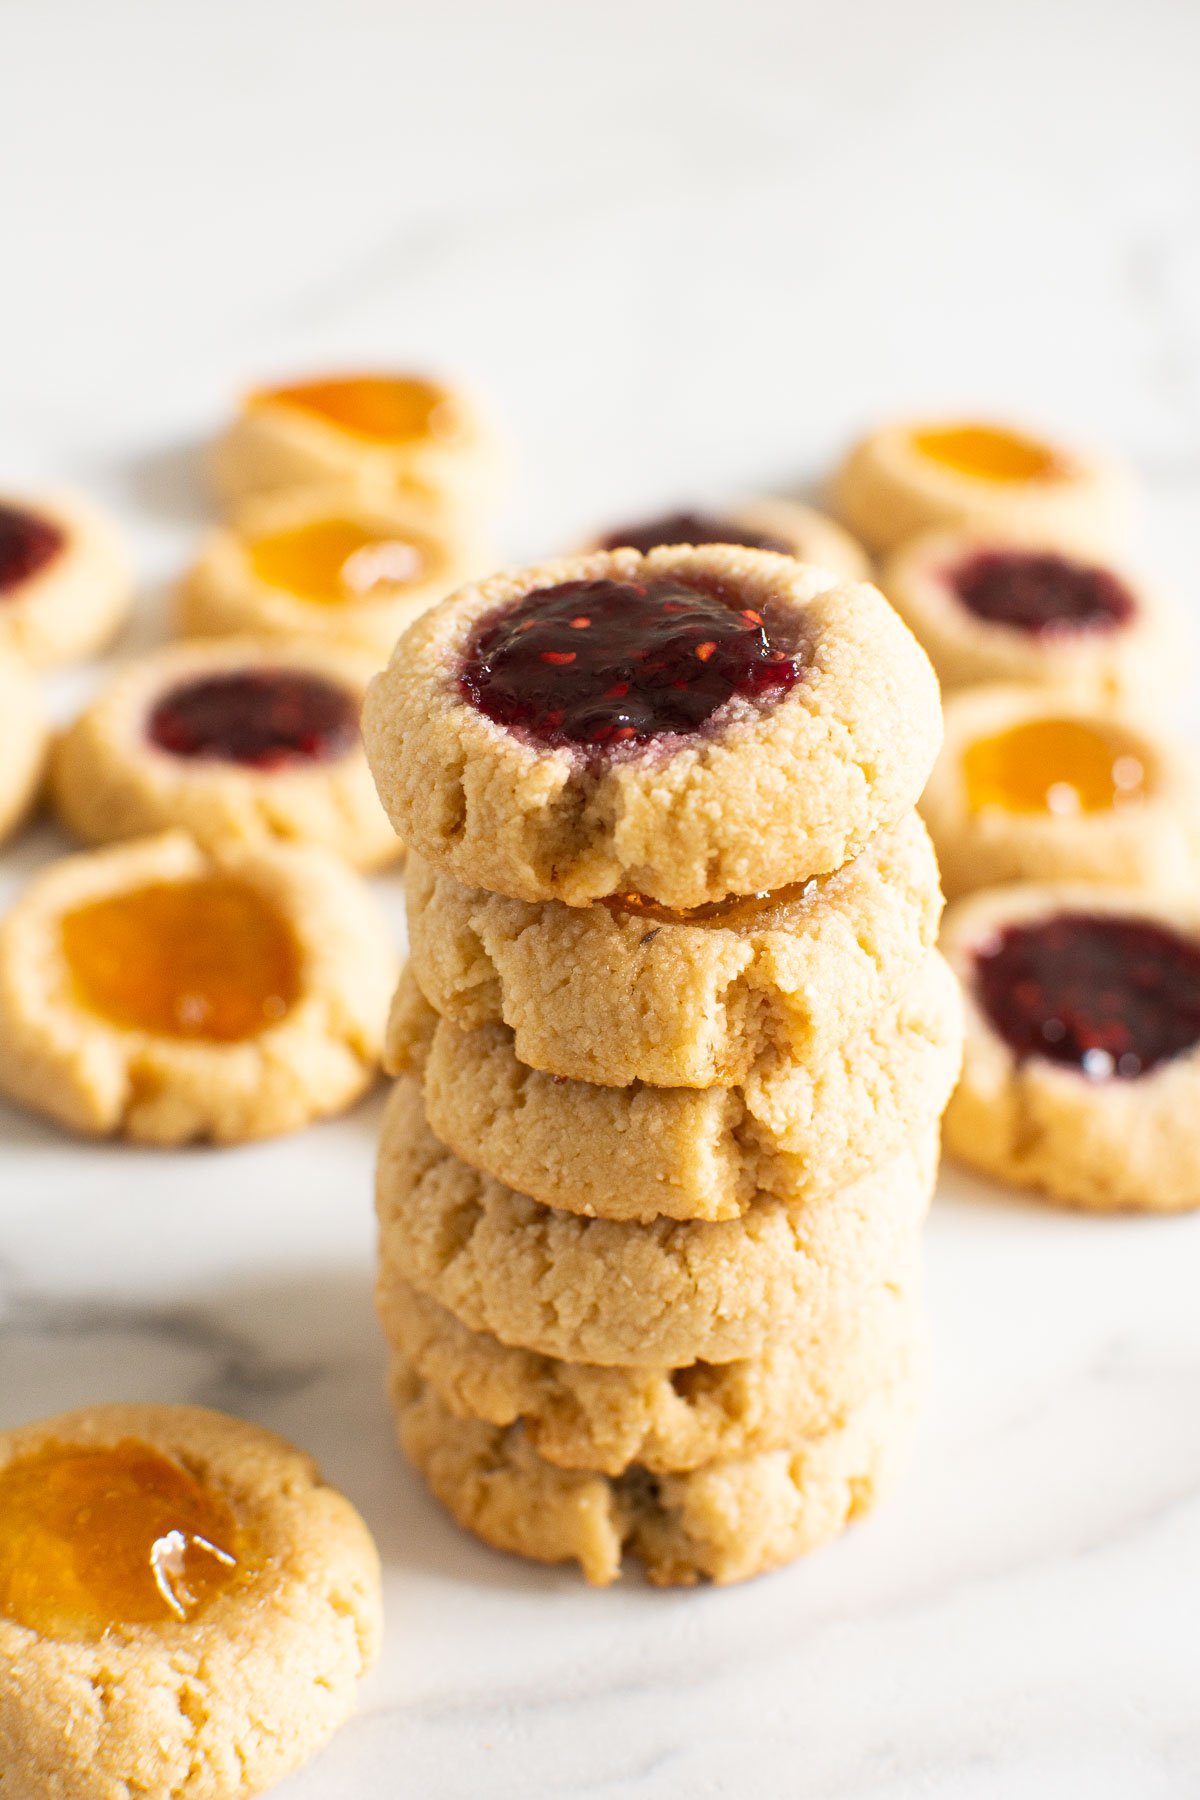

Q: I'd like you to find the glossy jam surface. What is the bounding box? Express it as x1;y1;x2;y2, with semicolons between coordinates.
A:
460;576;803;751
247;516;428;605
963;717;1147;816
974;912;1200;1077
147;670;359;769
608;877;818;927
949;548;1136;636
0;502;64;595
597;510;791;556
911;424;1064;483
62;877;301;1041
0;1439;246;1639
256;374;455;443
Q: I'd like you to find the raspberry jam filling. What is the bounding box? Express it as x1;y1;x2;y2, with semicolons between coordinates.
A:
0;1438;248;1639
597;510;792;556
948;549;1136;635
255;374;456;443
963;717;1147;815
460;576;803;751
0;502;64;595
911;424;1064;483
973;913;1200;1078
147;670;359;769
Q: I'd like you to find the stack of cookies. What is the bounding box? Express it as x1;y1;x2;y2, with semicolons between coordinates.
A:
363;544;962;1584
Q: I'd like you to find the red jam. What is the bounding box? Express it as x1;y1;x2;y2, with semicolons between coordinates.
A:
598;510;792;556
949;549;1136;635
460;576;803;751
0;503;64;595
974;913;1200;1078
147;670;359;769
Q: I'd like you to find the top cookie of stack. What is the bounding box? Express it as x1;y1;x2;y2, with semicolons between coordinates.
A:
363;544;941;909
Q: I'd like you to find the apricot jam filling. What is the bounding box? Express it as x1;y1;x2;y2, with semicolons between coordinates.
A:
147;669;359;769
598;510;792;556
948;548;1135;635
974;913;1200;1078
254;374;456;443
910;424;1065;483
962;717;1147;816
0;1439;248;1638
61;877;301;1041
607;877;818;927
247;516;429;605
0;502;64;595
460;576;803;751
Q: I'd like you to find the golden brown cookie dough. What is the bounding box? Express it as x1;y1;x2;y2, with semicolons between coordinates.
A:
877;526;1173;702
402;811;942;1088
394;1363;920;1585
210;369;503;518
0;830;397;1144
581;497;871;582
177;484;491;661
50;636;401;870
0;1402;381;1800
942;882;1200;1211
0;651;48;844
389;955;962;1222
922;685;1200;899
0;489;133;669
830;418;1137;556
363;545;941;908
376;1075;935;1366
379;1275;925;1476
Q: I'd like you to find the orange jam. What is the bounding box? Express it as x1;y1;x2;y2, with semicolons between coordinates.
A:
608;876;819;927
962;716;1148;816
0;1439;248;1638
247;516;429;605
910;423;1064;483
254;374;457;443
61;877;301;1040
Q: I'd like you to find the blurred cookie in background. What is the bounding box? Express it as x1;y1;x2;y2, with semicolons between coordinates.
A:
210;369;504;523
176;484;491;659
581;496;870;581
0;651;47;844
922;684;1200;899
877;526;1174;703
0;489;133;668
51;636;400;870
0;830;396;1144
830;418;1137;557
942;882;1200;1212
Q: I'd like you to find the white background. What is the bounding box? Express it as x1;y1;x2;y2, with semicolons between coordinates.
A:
2;2;1199;1795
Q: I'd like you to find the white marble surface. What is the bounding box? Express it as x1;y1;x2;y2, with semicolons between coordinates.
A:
3;2;1200;1794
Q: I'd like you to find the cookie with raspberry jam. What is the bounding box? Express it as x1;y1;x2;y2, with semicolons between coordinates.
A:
942;883;1200;1211
878;525;1174;703
51;637;400;870
363;546;941;909
0;489;132;669
581;496;870;582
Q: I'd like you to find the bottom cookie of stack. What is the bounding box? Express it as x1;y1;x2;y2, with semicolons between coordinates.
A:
379;1271;926;1586
392;1362;923;1587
